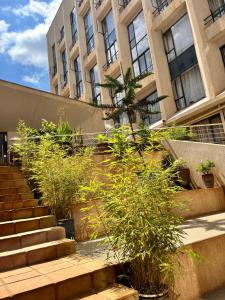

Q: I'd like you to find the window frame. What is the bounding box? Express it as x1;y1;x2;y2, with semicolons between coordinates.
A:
70;8;78;46
74;56;83;98
220;45;225;67
84;10;95;55
102;10;118;69
61;49;68;87
140;91;162;125
127;11;153;76
90;65;101;104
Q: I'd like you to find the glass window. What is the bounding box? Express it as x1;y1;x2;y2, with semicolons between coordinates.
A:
70;8;78;46
164;14;194;62
221;45;225;67
128;11;153;76
172;65;205;111
61;49;68;87
102;10;118;69
60;26;64;43
90;65;101;104
74;56;83;98
84;10;95;54
54;84;58;95
52;44;57;76
140;91;161;125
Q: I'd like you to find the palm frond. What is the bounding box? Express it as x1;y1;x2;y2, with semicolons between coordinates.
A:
89;102;118;109
138;95;167;107
102;108;127;120
136;107;161;115
124;67;133;84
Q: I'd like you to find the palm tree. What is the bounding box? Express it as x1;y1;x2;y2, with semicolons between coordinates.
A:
90;67;167;155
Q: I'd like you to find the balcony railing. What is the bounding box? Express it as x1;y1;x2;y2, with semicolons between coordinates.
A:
93;0;104;9
151;0;174;16
102;51;119;71
204;3;225;25
118;0;131;12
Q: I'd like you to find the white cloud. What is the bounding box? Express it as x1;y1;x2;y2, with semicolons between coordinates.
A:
22;73;41;84
0;20;9;33
0;0;62;69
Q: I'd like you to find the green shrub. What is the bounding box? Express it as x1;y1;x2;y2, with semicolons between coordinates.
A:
196;160;215;175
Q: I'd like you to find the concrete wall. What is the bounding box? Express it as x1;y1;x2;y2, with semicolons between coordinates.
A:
174;235;225;299
176;187;225;218
0;80;104;134
165;140;225;189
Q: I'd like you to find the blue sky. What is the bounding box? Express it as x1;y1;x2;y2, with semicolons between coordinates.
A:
0;0;62;92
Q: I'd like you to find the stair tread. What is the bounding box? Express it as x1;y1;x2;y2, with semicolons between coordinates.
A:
79;284;138;300
0;214;54;225
0;238;73;257
0;226;63;241
0;205;49;213
0;255;113;298
182;211;225;245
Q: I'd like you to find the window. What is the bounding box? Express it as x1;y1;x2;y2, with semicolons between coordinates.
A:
140;91;161;125
70;8;78;46
78;0;84;7
95;0;104;9
163;15;205;111
207;0;225;21
128;11;153;76
164;14;194;62
61;49;68;87
59;26;65;43
55;84;59;95
221;45;225;67
90;65;101;104
102;10;118;69
52;44;57;77
172;65;205;111
84;10;95;54
74;56;83;98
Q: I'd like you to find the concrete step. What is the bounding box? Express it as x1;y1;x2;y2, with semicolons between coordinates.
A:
0;238;76;272
0;173;23;180
0;206;49;222
79;284;138;300
175;212;225;299
0;215;56;237
0;255;115;300
0;192;34;202
0;226;66;252
0;166;20;174
0;186;30;196
0;179;28;188
0;199;37;211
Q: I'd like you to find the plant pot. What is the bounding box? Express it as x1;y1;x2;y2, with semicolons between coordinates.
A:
202;174;214;188
57;218;75;240
178;168;190;187
139;286;169;299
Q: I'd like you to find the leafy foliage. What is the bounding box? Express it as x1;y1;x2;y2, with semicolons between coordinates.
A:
13;120;93;218
81;144;185;294
196;160;215;175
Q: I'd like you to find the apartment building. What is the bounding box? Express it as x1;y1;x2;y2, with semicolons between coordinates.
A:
47;0;225;129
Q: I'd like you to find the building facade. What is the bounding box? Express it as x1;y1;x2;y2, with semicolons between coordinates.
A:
47;0;225;129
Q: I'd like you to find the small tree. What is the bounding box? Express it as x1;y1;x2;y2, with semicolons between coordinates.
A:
90;67;167;143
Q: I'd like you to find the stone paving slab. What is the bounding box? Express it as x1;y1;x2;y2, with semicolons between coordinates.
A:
181;212;225;245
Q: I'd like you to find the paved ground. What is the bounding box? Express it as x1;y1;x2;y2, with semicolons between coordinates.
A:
181;212;225;245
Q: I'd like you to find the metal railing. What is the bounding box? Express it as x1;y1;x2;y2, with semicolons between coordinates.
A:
118;0;131;12
8;124;225;157
152;0;174;16
102;51;119;71
204;3;225;25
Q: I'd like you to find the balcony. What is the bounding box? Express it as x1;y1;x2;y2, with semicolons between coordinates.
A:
204;3;225;25
151;0;174;16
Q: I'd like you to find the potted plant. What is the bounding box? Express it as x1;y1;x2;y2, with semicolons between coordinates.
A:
172;159;190;188
196;160;215;188
84;145;184;299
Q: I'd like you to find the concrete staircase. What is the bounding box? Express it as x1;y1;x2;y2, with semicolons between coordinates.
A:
0;166;137;300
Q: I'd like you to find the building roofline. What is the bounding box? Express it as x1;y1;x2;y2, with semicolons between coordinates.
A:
0;79;91;108
46;0;64;36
